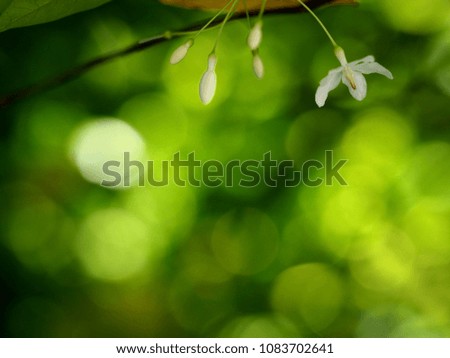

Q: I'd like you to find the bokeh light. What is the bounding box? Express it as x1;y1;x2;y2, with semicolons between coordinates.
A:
271;263;344;333
75;208;157;281
377;0;450;34
220;314;300;338
69;118;146;188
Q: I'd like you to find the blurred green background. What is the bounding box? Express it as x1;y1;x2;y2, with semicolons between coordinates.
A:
0;0;449;337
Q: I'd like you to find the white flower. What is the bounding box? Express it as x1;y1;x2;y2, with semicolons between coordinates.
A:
248;21;263;51
170;39;194;65
199;53;217;105
315;47;394;107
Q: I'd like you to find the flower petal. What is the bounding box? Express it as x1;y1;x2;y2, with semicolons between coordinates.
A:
199;70;217;105
342;70;367;101
349;55;375;67
352;61;394;79
315;68;342;107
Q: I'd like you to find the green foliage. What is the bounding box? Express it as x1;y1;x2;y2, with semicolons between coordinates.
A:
0;0;13;14
0;0;110;33
0;0;449;339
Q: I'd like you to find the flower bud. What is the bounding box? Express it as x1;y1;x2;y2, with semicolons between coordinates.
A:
252;52;264;79
170;39;194;65
247;21;263;51
199;54;217;105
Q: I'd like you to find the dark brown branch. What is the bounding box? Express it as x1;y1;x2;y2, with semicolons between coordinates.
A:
0;0;356;108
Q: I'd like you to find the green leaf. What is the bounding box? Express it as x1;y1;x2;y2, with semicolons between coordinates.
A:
0;0;111;33
0;0;13;14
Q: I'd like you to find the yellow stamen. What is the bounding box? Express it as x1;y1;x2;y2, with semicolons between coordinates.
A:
344;66;357;89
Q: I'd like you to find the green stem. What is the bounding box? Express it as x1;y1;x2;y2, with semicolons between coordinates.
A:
174;0;236;38
296;0;338;48
243;0;252;29
212;0;240;52
258;0;268;21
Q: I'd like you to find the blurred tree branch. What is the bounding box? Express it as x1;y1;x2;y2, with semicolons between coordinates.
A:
0;0;357;108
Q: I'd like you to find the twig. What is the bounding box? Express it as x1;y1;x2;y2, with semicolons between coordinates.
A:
0;0;356;108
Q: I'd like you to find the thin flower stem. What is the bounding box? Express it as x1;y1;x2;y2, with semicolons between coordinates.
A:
296;0;338;48
198;0;236;37
258;0;268;21
212;0;240;53
173;0;236;38
243;0;252;29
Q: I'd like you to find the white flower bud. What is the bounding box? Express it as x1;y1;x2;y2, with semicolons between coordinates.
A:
247;21;263;51
252;53;264;79
170;39;194;65
199;54;217;105
199;71;217;105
